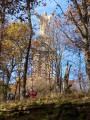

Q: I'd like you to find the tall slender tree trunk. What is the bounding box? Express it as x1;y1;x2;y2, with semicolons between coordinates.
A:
63;61;72;94
2;71;6;101
18;71;21;100
22;0;32;98
4;69;11;101
14;82;18;99
0;23;4;55
84;43;90;91
63;61;69;93
78;50;82;90
75;0;90;91
0;1;5;55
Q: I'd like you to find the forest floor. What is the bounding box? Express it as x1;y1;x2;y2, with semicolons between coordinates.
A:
0;92;90;120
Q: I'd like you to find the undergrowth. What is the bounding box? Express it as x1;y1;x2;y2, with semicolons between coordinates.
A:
0;91;90;120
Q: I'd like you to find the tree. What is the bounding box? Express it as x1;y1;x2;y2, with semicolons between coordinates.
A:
0;0;20;55
66;0;90;91
50;20;63;92
22;0;40;98
0;0;45;99
54;0;90;91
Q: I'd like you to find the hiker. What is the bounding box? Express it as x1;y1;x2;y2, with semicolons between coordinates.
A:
8;94;15;100
25;91;30;98
29;91;37;98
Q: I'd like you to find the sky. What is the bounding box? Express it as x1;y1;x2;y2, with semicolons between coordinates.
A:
32;0;69;22
35;0;68;15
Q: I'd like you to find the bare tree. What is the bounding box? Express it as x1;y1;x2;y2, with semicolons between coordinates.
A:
54;0;90;91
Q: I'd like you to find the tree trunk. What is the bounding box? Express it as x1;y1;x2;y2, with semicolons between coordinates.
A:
78;50;82;90
4;69;11;101
18;71;21;100
84;44;90;91
2;71;7;102
63;61;72;93
0;1;5;55
22;0;32;98
63;61;69;93
72;0;90;91
14;82;18;99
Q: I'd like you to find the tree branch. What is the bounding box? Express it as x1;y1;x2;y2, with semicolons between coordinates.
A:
69;11;86;38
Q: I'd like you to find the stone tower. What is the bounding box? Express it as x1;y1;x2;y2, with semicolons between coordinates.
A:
33;35;53;78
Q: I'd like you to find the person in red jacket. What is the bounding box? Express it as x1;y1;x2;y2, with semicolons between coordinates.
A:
29;91;37;98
